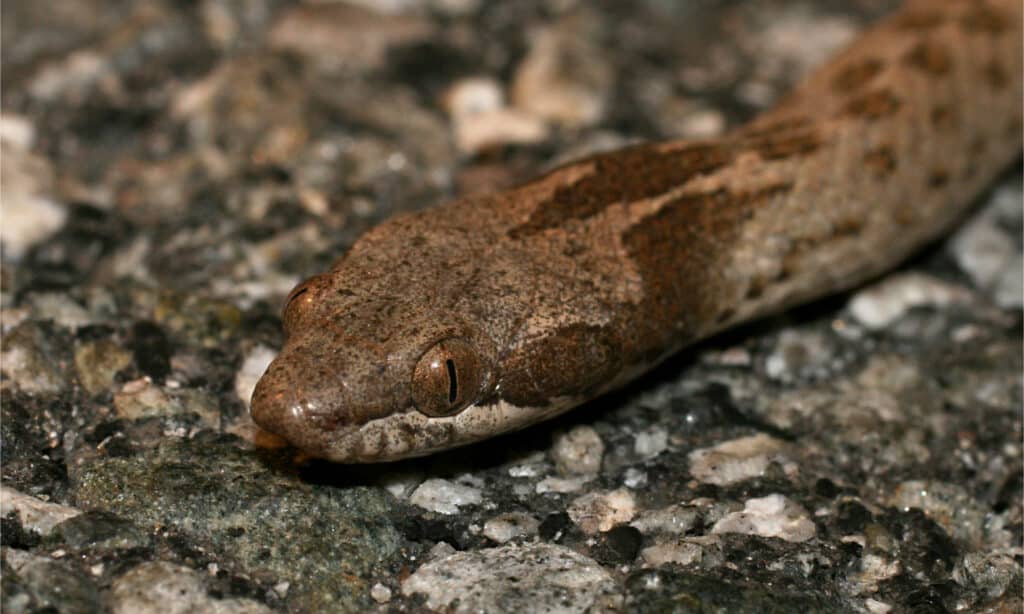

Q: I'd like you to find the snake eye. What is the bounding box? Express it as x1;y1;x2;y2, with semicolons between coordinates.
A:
412;339;487;417
282;275;324;335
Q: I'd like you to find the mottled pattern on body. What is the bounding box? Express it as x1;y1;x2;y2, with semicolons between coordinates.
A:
252;0;1023;462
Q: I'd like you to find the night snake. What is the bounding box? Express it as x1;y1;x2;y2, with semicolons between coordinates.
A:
252;0;1023;462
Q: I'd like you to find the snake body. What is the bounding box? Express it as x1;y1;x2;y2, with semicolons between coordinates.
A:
252;0;1022;462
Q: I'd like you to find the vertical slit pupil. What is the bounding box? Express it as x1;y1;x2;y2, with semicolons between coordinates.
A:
445;359;458;404
287;287;308;307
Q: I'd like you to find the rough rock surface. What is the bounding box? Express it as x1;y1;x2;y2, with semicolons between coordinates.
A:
3;1;1021;612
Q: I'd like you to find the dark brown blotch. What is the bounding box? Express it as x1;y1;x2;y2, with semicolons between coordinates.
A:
928;168;950;188
715;308;736;325
739;117;823;162
968;136;987;157
903;40;952;76
500;324;621;407
1008;114;1023;137
983;60;1008;90
863;145;897;178
843;89;903;119
832;217;865;239
930;105;955;129
745;130;823;161
623;181;794;344
960;6;1010;34
508;142;733;238
893;204;917;226
744;278;766;301
741;117;812;139
832;58;885;92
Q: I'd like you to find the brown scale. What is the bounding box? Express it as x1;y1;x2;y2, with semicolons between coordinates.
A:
863;145;898;178
983;60;1009;90
842;89;903;119
251;0;1023;462
903;40;952;75
831;58;886;92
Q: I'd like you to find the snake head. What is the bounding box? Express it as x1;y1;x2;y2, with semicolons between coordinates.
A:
250;232;516;462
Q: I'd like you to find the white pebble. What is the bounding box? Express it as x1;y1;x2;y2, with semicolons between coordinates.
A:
633;427;668;459
402;543;620;613
711;494;816;543
640;541;703;568
483;512;540;543
0;487;81;536
370;583;392;603
551;425;604;476
567;488;636;534
687;434;793;486
409;479;483;515
848;273;969;330
234;345;277;408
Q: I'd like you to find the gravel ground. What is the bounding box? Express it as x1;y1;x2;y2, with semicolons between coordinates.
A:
2;1;1021;612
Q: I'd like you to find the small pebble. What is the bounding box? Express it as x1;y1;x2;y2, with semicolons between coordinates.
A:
631;504;700;535
0;113;35;149
0;134;65;260
536;475;592;494
848;273;970;330
640;540;703;568
452;108;548;154
1;322;69;394
0;486;82;536
711;494;815;543
845;553;901;596
888;480;987;546
370;583;393;603
74;339;133;396
269;3;432;71
511;24;611;127
551;425;605;476
409;479;483;515
633;427;668;459
483;512;540;543
953;552;1020;601
764;329;834;381
235;345;277;408
443;78;547;153
443;77;504;117
949;183;1022;308
26;293;93;330
622;468;647;488
567;488;636;535
402;543;620;613
113;378;179;421
109;561;271;614
687;434;794;486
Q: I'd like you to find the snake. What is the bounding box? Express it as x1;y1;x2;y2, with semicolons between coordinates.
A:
251;0;1022;463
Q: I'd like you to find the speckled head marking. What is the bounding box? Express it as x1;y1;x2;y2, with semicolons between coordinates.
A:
252;0;1022;462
